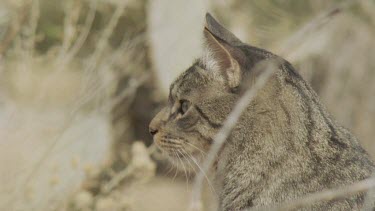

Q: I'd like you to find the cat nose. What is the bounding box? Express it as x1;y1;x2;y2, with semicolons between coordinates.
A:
149;108;168;137
149;127;158;136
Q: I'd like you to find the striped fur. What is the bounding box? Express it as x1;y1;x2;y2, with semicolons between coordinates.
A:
149;13;375;210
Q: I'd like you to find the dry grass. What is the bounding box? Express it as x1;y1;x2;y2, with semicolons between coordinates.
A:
0;0;374;210
0;0;146;210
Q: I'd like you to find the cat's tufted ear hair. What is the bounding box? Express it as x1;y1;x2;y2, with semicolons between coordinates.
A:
202;13;245;89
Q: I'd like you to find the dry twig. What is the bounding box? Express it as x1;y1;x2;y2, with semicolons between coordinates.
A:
249;177;375;211
190;0;361;210
277;0;355;56
190;59;280;211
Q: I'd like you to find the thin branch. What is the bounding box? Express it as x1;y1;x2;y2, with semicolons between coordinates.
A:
102;74;148;114
80;1;128;91
249;177;375;211
190;59;281;211
0;3;30;55
24;0;40;58
57;0;97;67
19;0;40;75
57;0;83;61
101;143;156;194
361;172;375;211
190;0;362;210
277;0;356;57
101;166;133;195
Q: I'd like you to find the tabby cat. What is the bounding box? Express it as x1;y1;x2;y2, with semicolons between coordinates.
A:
149;13;375;210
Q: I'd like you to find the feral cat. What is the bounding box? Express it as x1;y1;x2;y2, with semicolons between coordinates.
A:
149;13;375;210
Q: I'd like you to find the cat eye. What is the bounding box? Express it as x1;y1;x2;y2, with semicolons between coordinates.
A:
179;100;190;115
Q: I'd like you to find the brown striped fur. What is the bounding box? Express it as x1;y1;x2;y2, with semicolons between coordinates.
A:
149;13;375;210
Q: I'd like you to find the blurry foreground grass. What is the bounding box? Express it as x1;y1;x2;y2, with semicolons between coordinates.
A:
0;0;375;210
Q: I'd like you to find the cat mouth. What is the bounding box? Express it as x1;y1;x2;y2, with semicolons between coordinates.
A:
153;135;203;160
154;135;182;148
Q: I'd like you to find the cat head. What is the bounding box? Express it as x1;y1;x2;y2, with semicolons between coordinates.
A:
149;13;276;166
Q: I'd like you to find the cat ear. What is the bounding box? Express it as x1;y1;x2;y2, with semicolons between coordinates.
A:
205;13;242;46
203;13;244;89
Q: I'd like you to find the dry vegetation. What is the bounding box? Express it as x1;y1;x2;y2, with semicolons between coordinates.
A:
0;0;374;210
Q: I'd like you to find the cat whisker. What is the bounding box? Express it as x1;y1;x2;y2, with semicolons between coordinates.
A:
183;141;207;157
178;149;198;175
164;162;176;178
183;150;217;196
171;151;180;182
181;149;204;180
176;149;190;191
179;150;201;190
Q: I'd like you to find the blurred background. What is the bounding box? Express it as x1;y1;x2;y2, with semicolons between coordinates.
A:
0;0;374;210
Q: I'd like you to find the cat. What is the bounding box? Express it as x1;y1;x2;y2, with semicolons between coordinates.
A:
149;13;375;210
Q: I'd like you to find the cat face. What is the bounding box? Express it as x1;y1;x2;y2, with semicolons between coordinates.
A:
149;61;236;166
149;13;271;166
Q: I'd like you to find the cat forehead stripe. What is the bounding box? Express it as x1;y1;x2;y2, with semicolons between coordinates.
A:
170;65;199;99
